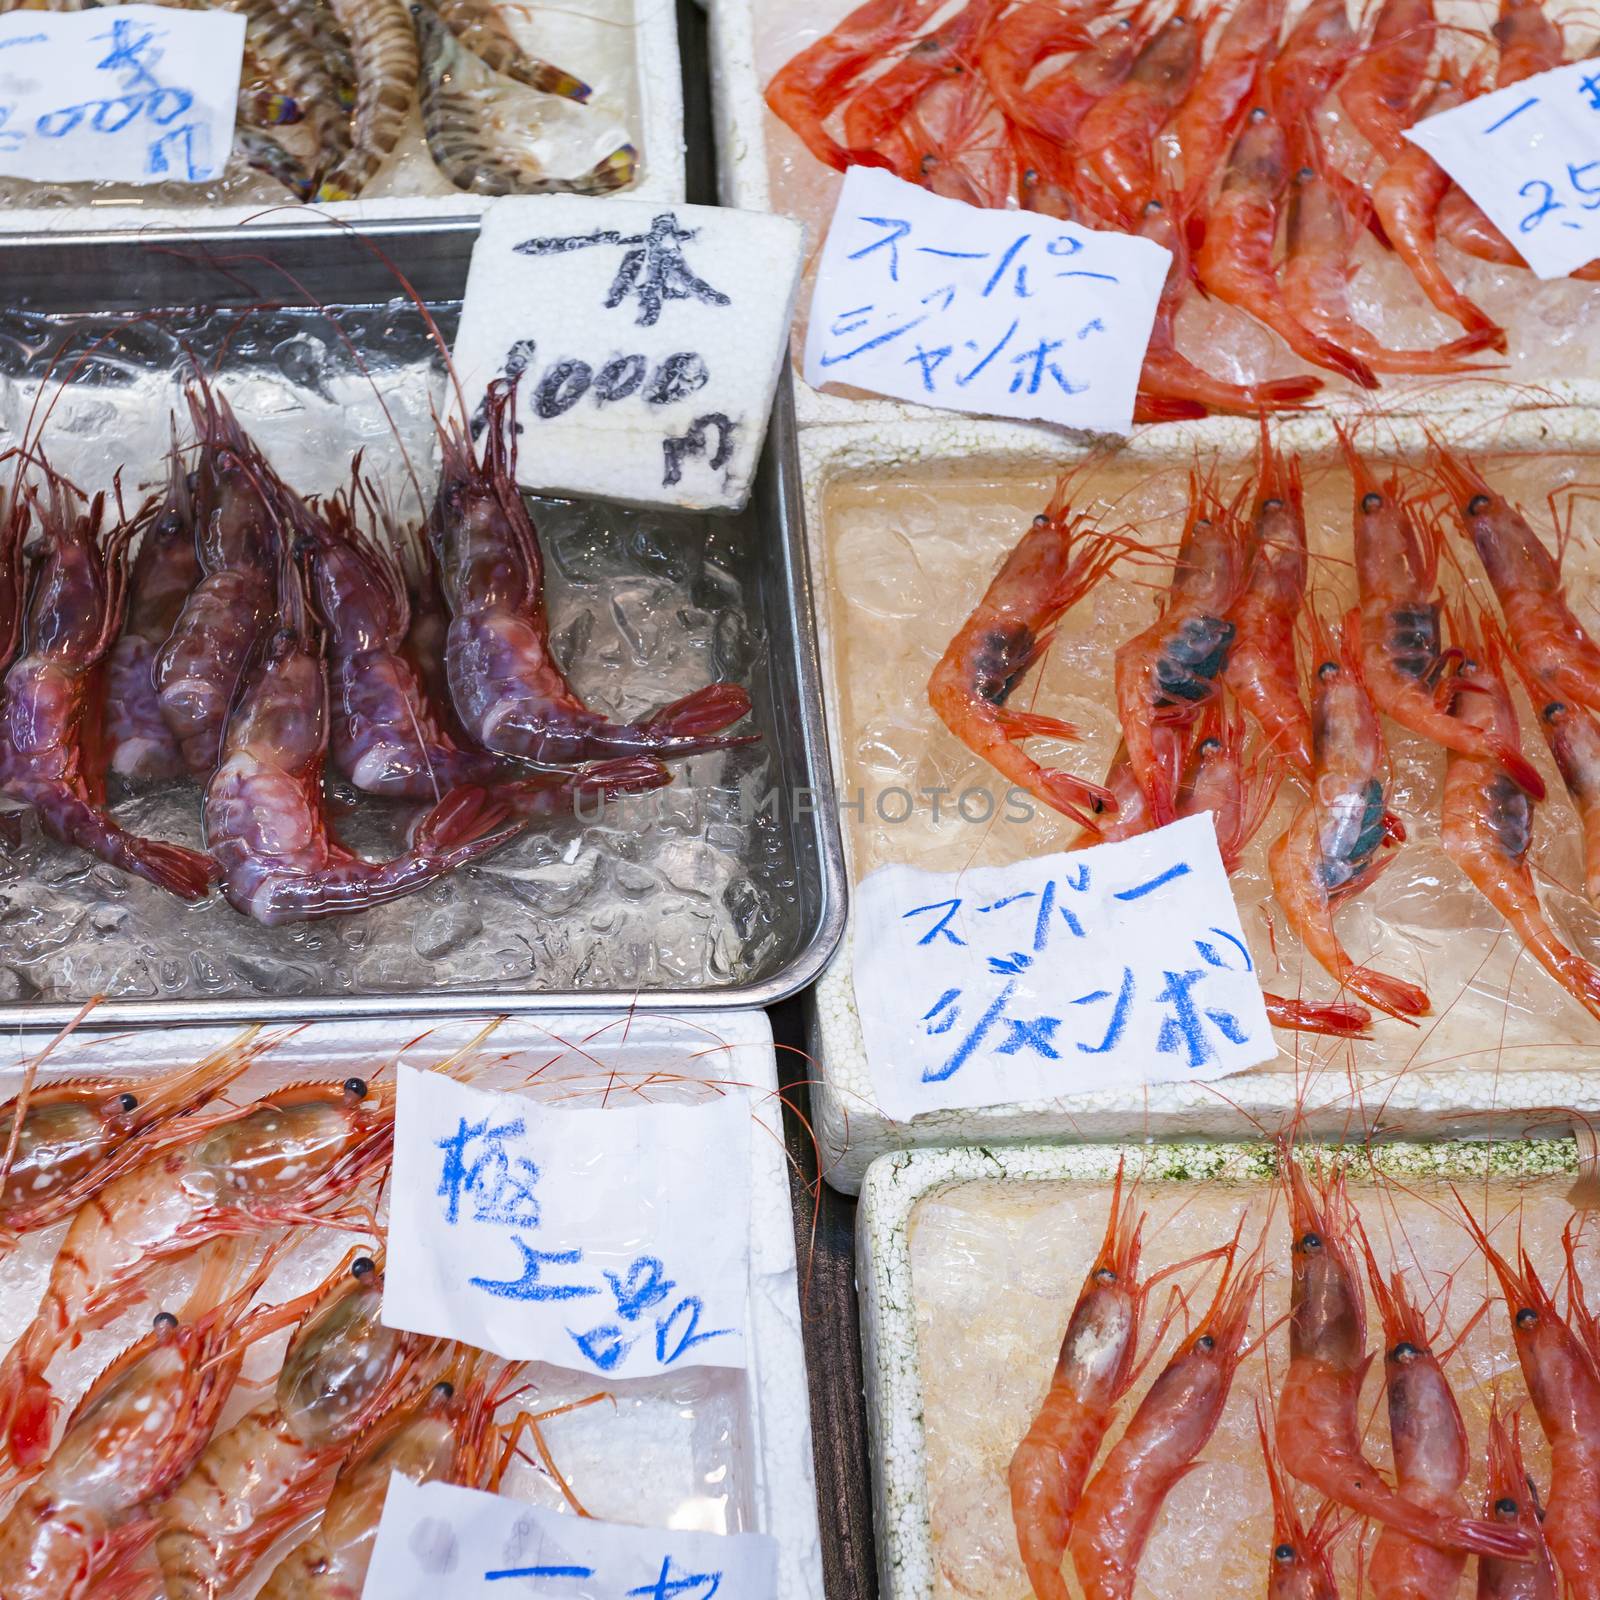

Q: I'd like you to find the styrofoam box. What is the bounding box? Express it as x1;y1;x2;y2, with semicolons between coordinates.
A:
0;0;684;231
0;1010;821;1600
797;407;1600;1193
706;0;1600;429
853;1137;1582;1600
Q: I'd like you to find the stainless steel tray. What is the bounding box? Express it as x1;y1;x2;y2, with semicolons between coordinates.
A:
0;220;846;1024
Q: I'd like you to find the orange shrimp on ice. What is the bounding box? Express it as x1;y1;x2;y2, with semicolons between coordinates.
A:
1268;612;1430;1022
1478;1397;1559;1600
929;489;1125;831
1267;0;1357;133
1261;1410;1343;1600
1339;0;1436;160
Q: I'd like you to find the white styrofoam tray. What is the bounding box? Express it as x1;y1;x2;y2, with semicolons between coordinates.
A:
0;0;684;232
0;1009;821;1600
854;1136;1581;1600
706;0;1600;429
797;407;1600;1193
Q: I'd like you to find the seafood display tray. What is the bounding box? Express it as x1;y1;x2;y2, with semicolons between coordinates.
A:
797;411;1600;1193
0;220;846;1026
0;1008;825;1600
0;0;685;230
854;1137;1581;1600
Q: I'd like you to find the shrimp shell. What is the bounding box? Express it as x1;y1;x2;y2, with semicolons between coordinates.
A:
430;0;590;100
234;0;353;189
235;125;316;197
314;0;419;199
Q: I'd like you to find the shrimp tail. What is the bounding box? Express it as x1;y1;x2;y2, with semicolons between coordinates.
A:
995;708;1084;742
640;682;754;746
407;785;520;859
1263;992;1373;1037
1250;374;1324;406
1494;742;1549;802
4;1358;55;1471
1348;966;1430;1021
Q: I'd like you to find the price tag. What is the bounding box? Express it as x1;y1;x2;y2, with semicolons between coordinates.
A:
0;6;243;185
852;813;1273;1119
364;1476;779;1600
383;1069;750;1379
1403;62;1600;279
803;166;1170;432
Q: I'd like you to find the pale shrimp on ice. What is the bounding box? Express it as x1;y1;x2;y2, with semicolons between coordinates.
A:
431;381;754;765
0;477;213;900
1267;612;1430;1022
1338;0;1436;159
1261;1409;1343;1600
1067;1228;1265;1600
1276;1157;1529;1558
1478;1396;1559;1600
0;1074;395;1473
1456;1197;1600;1595
1437;615;1600;1022
313;0;418;200
205;544;521;927
428;0;591;98
929;488;1125;831
1344;433;1545;798
157;1252;433;1600
104;430;196;782
1113;472;1244;828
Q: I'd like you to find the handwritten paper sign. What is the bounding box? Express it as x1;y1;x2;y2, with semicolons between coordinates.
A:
0;6;243;185
451;197;804;512
803;166;1169;432
852;814;1273;1119
383;1069;750;1380
1404;62;1600;278
364;1476;779;1600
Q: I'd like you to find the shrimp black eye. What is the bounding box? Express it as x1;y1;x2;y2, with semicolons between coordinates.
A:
1093;1266;1118;1283
1467;494;1491;516
1545;702;1566;721
1495;1496;1520;1516
431;1380;455;1401
352;1257;376;1278
153;1311;178;1332
1144;198;1164;216
1273;1544;1296;1563
1317;660;1339;680
1362;491;1383;512
921;154;937;174
343;1076;368;1100
118;1092;138;1113
1296;166;1314;182
1389;1340;1422;1363
1033;513;1051;527
1195;516;1212;527
1195;1333;1215;1352
1300;1231;1322;1251
1249;105;1267;120
1023;168;1038;184
1198;737;1222;756
1516;1307;1538;1328
1262;497;1283;511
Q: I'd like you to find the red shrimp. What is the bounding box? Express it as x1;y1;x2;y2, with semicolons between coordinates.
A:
1196;97;1381;389
1113;472;1244;828
1077;13;1206;221
1223;422;1313;779
0;476;213;901
978;0;1102;134
1283;163;1502;374
1262;1409;1343;1600
1344;436;1544;796
1008;1163;1151;1600
1493;0;1563;86
302;476;671;815
1001;8;1146;154
1013;121;1085;221
881;72;1013;205
1438;614;1600;1021
104;431;196;781
1358;1229;1471;1600
1267;0;1358;132
431;382;753;766
1340;0;1436;160
1371;76;1507;347
206;540;520;926
763;0;945;170
1456;1196;1600;1594
928;488;1125;830
1478;1397;1559;1599
1267;613;1430;1021
1276;1157;1528;1558
1068;1228;1265;1600
0;1072;395;1474
152;384;282;778
1435;447;1600;717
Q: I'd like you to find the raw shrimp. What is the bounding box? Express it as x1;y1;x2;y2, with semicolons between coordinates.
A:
1276;1157;1527;1558
1067;1229;1264;1600
303;478;672;815
236;126;315;198
413;5;635;196
1011;8;1144;155
929;490;1124;831
878;72;1012;206
1345;436;1544;796
1266;0;1357;133
1113;473;1243;828
0;1073;395;1473
1261;1410;1342;1600
157;1252;431;1600
1222;423;1313;778
978;0;1101;135
313;0;418;200
1358;1231;1471;1600
1371;76;1507;347
1077;14;1204;221
1437;617;1600;1022
1456;1198;1600;1594
104;433;195;782
1492;0;1563;86
0;478;213;901
1478;1397;1559;1599
205;543;520;926
1196;99;1381;389
1267;613;1430;1021
1282;163;1502;375
430;0;589;98
431;381;754;765
1339;0;1435;160
1435;447;1600;717
236;0;351;190
1008;1163;1150;1600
